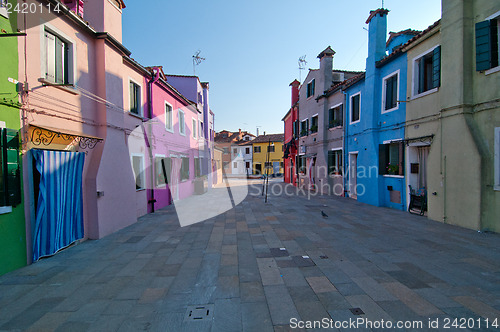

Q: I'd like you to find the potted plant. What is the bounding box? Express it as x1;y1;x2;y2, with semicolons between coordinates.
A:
386;163;399;175
310;125;318;133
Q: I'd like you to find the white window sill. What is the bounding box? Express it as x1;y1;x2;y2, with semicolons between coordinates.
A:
382;175;404;178
38;78;79;95
165;127;174;133
382;106;399;114
411;87;439;100
156;184;166;189
485;66;500;76
0;8;9;19
0;206;12;214
136;188;146;192
350;120;360;125
494;185;500;191
328;126;342;131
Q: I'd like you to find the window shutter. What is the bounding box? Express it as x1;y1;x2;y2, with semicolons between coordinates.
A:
327;151;334;175
338;105;343;124
475;20;494;71
130;82;136;113
432;46;441;88
418;58;425;94
3;129;21;206
312;79;315;95
491;19;499;68
45;32;56;81
306;119;309;132
55;37;64;84
378;144;387;175
392;75;398;108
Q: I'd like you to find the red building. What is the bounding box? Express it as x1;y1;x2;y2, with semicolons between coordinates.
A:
282;80;300;186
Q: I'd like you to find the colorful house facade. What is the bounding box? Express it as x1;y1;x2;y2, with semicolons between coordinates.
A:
344;9;417;210
282;80;299;186
251;134;284;176
0;1;26;275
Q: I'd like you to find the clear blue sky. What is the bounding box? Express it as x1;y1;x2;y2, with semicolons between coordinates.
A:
122;0;441;136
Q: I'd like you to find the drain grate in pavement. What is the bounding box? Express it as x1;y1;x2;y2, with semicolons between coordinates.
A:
270;248;289;257
350;308;364;315
320;255;329;259
184;304;214;322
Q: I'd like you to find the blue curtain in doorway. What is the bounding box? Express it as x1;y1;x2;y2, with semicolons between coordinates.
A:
32;150;85;261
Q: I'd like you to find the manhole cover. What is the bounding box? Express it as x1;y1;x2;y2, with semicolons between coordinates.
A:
350;308;364;315
184;304;214;322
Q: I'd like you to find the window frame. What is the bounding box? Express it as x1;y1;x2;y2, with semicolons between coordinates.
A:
328;148;343;176
329;103;343;129
165;101;173;132
310;114;319;133
379;141;404;177
411;45;441;99
42;25;75;86
154;154;166;188
245;147;250;155
129;78;142;116
350;92;361;124
192;118;197;139
300;119;309;136
381;70;400;113
306;79;315;98
254;146;261;153
131;153;146;191
178;109;185;136
180;156;190;181
478;11;500;75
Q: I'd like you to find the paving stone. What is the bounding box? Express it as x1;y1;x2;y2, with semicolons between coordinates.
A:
240;281;265;303
306;276;337;294
264;285;300;326
212;298;241;332
351;276;397;301
383;281;443;316
453;296;500;321
257;258;284;286
241;302;274;332
280;268;309;287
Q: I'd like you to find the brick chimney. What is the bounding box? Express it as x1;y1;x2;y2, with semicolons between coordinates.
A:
290;79;300;106
317;46;335;93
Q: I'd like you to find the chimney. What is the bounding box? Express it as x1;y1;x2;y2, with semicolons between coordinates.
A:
63;0;84;17
289;79;300;106
317;46;335;93
366;8;389;67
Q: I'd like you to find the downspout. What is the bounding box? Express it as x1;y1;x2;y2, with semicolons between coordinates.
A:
342;89;348;197
147;67;161;213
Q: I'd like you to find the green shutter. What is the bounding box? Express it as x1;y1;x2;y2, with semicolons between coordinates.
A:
130;82;136;114
432;46;441;88
2;129;21;207
475;20;495;71
418;58;425;93
378;144;387;175
312;79;315;96
55;37;64;84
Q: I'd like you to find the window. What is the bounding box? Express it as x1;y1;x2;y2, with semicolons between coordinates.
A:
132;155;145;190
267;145;275;152
476;13;499;72
495;127;500;190
194;158;202;178
192;119;197;138
300;119;309;136
328;150;342;176
329;105;343;128
180;157;189;181
293;120;299;138
254;146;261;153
298;156;306;174
245;147;250;154
223;147;229;154
200;121;204;138
129;81;141;115
0;128;21;210
154;156;167;187
233;148;237;154
350;93;360;123
233;162;237;168
383;71;399;112
246;162;250;169
310;115;318;133
413;46;441;96
178;110;185;135
0;0;9;18
379;142;404;176
306;79;315;98
45;30;70;84
165;103;173;131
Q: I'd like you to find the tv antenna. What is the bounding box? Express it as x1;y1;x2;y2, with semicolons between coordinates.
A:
192;50;206;75
298;55;307;82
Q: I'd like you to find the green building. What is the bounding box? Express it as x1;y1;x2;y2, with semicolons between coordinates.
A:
404;0;500;232
0;1;26;275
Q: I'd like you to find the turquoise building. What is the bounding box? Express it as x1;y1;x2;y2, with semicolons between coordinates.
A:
344;9;421;210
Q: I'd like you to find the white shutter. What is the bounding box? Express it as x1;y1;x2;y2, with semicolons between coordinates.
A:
45;31;56;81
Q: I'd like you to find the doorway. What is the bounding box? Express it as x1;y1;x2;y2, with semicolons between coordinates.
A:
349;153;358;199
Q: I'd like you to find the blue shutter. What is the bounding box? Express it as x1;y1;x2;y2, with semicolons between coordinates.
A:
385;76;393;110
475;20;495;71
432;46;441;88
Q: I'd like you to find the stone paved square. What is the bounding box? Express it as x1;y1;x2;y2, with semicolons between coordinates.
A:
0;180;499;331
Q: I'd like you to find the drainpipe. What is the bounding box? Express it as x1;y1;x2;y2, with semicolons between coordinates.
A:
147;67;161;213
342;90;348;197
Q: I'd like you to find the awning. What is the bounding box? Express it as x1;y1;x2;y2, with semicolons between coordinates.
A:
405;135;434;145
30;124;103;149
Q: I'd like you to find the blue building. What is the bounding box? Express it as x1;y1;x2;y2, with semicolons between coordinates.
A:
344;9;419;210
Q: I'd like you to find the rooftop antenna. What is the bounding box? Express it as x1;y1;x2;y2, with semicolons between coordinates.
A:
381;0;384;8
298;55;307;83
192;50;206;75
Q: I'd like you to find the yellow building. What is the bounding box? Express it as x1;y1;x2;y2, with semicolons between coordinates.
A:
251;134;284;176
